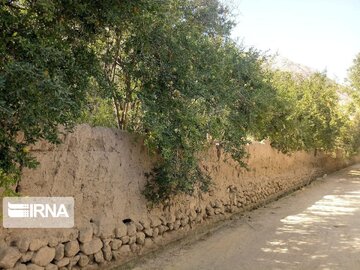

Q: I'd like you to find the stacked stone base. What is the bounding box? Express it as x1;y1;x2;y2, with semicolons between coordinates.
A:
0;175;323;270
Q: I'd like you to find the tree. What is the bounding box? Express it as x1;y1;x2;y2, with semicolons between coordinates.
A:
349;53;360;91
340;53;360;155
81;0;277;202
0;0;138;193
252;69;344;154
3;0;358;201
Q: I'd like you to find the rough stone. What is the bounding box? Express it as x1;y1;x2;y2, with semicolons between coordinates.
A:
149;216;162;227
64;241;80;257
69;255;80;268
31;246;56;267
29;239;48;251
164;213;176;224
120;245;130;253
130;243;138;253
115;224;127;238
102;239;112;246
102;245;112;261
82;264;97;270
134;221;144;231
79;226;93;243
0;247;22;269
161;225;168;233
20;251;33;263
195;215;203;223
144;228;153;237
127;223;137;237
45;263;58;270
54;244;64;261
48;238;58;248
88;254;94;264
175;211;185;220
214;200;223;208
110;239;122;250
180;217;189;227
158;225;166;235
80;238;103;255
167;223;174;230
139;220;150;229
189;209;197;221
16;239;30;253
78;254;89;267
206;205;215;216
174;220;181;230
120;236;130;244
55;257;69;268
128;236;136;245
159;216;167;225
13;263;27;270
152;227;159;238
136;232;146;245
27;264;45;270
94;251;104;263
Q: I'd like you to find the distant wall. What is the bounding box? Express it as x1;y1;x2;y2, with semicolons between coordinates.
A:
0;125;357;269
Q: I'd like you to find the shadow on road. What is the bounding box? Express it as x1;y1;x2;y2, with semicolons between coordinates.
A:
256;168;360;270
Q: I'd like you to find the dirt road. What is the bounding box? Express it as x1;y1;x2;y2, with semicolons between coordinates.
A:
130;164;360;270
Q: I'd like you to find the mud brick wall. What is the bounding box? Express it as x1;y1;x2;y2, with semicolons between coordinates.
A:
0;125;357;270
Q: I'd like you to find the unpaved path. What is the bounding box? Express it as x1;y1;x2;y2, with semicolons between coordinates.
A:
130;164;360;270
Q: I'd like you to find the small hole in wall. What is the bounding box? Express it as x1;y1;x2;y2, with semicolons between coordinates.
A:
122;218;132;224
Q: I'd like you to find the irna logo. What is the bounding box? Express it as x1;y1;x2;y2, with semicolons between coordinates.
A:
8;202;69;218
3;197;74;228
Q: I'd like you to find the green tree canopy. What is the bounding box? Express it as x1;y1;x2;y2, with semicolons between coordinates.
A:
1;0;359;201
349;53;360;91
0;0;140;193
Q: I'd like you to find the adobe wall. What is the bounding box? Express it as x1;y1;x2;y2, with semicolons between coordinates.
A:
0;125;357;269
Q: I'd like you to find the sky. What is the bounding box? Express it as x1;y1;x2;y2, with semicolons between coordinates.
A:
226;0;360;82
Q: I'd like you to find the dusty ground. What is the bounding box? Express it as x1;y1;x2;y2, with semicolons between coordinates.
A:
127;163;360;270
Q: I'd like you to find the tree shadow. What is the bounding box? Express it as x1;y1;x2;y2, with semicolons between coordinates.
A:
256;169;360;270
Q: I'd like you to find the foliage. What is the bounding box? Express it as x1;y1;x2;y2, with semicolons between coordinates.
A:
341;55;360;154
1;0;359;201
79;1;360;202
255;71;344;153
83;0;273;202
78;85;118;128
0;0;138;193
349;53;360;91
